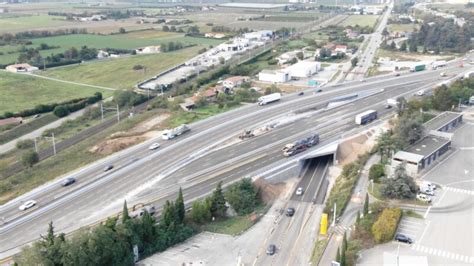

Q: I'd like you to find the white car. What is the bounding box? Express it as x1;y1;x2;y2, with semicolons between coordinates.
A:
19;200;37;211
148;143;161;150
422;181;437;190
296;187;304;196
420;186;435;196
417;193;432;203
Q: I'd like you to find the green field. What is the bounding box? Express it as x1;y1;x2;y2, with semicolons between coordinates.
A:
0;71;112;113
39;46;202;90
0;30;223;65
387;23;419;33
340;15;379;28
0;15;75;34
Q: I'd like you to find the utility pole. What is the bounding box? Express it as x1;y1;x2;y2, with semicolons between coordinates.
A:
33;137;38;153
116;104;120;122
100;103;104;121
52;133;56;155
332;203;337;227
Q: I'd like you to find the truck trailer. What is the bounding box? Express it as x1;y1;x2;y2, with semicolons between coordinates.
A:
355;110;377;125
410;64;426;72
432;60;447;70
258;93;281;106
162;124;190;140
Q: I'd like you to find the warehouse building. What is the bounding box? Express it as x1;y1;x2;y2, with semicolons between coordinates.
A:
285;60;320;78
258;69;290;83
390;111;462;176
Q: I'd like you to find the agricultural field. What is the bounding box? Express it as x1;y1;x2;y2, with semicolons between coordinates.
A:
39;46;203;90
0;71;112;113
0;30;223;65
0;15;76;33
340;15;379;28
387;23;419;33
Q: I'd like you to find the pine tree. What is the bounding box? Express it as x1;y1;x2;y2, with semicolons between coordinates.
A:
342;231;348;253
122;200;130;224
363;193;369;216
336;247;341;262
341;247;346;266
211;181;227;218
356;210;361;225
176;187;185;224
42;221;55;248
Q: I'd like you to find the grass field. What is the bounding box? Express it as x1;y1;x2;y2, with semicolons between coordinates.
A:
0;30;223;65
0;15;75;34
340;15;379;28
0;71;112;113
39;46;202;90
387;23;419;33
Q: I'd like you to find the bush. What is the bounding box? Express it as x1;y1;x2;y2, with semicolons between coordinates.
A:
371;208;402;243
226;178;260;215
381;164;417;199
16;139;34;150
369;163;385;182
53;105;70;117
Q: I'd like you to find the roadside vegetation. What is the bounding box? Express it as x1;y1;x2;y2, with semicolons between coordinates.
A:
14;179;263;264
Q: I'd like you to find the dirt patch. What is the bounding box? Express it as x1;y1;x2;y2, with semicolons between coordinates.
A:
254;178;288;203
89;135;147;155
252;81;308;93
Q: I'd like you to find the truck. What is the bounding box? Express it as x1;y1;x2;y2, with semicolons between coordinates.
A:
432;60;447;70
410;64;426;72
258;93;281;106
355;110;377;125
387;98;399;106
464;71;474;79
282;134;319;157
162;124;190;140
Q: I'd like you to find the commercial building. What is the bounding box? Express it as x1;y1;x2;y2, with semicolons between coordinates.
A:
390;111;463;176
285;61;320;78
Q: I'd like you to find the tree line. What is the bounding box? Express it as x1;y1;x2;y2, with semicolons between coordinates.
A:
15;179;261;265
0;28;87;46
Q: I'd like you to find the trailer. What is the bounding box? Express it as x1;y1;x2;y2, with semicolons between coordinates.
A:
432;60;447;70
355;110;377;125
410;64;426;72
162;124;190;140
258;93;281;106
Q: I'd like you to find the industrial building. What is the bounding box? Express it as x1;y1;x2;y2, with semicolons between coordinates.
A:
390;111;463;176
258;60;320;82
258;69;291;83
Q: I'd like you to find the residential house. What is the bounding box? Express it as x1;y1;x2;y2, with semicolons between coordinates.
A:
5;63;38;73
223;76;249;89
204;33;227;39
335;45;348;54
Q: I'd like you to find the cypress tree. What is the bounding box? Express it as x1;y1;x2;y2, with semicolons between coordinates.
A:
363;193;369;216
122;200;130;224
176;187;185;224
336;247;341;262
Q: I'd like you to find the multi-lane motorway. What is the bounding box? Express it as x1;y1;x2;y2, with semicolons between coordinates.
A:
0;62;472;259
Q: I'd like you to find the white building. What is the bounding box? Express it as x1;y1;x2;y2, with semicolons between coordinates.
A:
258;69;291;83
285;61;320;78
243;30;273;42
5;63;39;73
136;46;161;54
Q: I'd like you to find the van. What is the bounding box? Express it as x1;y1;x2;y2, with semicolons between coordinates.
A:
130;205;156;219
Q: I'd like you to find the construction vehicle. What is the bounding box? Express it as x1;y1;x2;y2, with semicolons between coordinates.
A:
239;130;255;140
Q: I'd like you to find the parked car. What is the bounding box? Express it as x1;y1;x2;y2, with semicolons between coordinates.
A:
286;207;295;217
296;187;304;196
266;244;276;255
420;186;435;196
416;193;432;203
19;200;37;211
104;165;114;172
422;181;437;190
148;143;161;150
61;177;76;187
395;234;413;244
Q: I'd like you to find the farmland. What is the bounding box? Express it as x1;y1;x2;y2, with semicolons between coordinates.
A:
0;71;112;113
39;46;203;90
387;23;419;33
340;15;379;28
0;30;223;65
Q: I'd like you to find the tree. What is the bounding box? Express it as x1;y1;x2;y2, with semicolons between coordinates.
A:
389;41;396;50
409;40;417;53
21;150;39;167
381;164;417;199
53;105;69;117
132;64;144;71
296;51;304;60
226;178;260;215
210;181;227;218
122;200;130;224
351;57;358;67
393;112;424;148
119;27;126;34
363;193;369;216
340;246;346;266
382;28;389;38
342;231;348;252
369;163;385;182
191;198;212;224
399;41;407;52
356;210;361;225
162;25;170;32
176;188;185;224
336;247;341;262
161;200;177;228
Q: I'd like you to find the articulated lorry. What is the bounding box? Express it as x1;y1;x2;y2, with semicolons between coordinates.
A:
432;60;447;70
162;124;190;140
258;93;281;106
355;110;377;125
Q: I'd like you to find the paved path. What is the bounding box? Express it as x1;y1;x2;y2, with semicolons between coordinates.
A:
319;154;380;265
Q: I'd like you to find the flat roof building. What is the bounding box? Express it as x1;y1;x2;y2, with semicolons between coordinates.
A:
424;111;462;132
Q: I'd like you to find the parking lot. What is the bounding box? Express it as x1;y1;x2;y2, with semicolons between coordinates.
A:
360;112;474;265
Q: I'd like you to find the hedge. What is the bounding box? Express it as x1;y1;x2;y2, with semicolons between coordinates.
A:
1;92;102;119
371;208;402;243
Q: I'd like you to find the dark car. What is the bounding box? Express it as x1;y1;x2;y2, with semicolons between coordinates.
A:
385;105;392;109
298;91;304;96
316;89;323;93
104;165;114;172
266;244;276;255
395;234;413;244
286;207;295;217
61;177;76;187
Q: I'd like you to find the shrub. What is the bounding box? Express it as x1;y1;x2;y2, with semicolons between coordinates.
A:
16;139;34;150
371;208;402;243
369;163;385;182
21;150;39;167
226;178;260;215
53;105;70;117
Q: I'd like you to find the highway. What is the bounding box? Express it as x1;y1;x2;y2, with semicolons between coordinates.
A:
0;63;472;258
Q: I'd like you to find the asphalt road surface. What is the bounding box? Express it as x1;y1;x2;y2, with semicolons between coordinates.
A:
0;63;472;259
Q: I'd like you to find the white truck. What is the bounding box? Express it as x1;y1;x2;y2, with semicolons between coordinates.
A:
355;110;377;125
258;93;281;106
387;98;398;106
162;124;190;140
432;60;447;70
